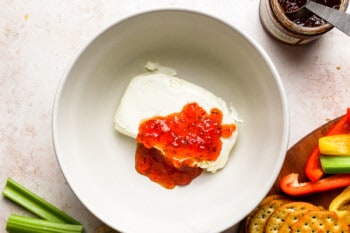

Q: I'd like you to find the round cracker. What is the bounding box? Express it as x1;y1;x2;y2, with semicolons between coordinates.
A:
244;195;291;232
264;201;319;233
290;210;349;233
247;199;291;233
278;210;312;233
259;195;290;206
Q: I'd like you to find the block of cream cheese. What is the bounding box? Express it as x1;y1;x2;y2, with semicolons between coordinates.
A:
114;62;238;173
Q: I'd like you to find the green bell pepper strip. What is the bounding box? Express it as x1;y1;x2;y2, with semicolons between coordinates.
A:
320;155;350;174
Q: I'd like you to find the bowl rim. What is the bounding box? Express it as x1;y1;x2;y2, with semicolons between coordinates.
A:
52;7;290;233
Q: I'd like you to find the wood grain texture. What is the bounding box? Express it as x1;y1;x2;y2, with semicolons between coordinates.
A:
238;115;346;233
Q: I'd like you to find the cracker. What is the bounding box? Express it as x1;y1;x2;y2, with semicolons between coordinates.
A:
290;210;349;233
259;195;289;206
247;199;291;233
278;210;312;233
264;202;319;233
244;195;291;232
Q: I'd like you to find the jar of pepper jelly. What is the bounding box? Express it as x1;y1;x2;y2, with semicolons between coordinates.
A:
259;0;349;45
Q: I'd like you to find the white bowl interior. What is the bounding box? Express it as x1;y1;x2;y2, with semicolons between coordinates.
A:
53;10;288;233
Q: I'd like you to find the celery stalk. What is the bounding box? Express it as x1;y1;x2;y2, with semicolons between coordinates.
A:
320;156;350;174
2;178;81;225
6;214;83;233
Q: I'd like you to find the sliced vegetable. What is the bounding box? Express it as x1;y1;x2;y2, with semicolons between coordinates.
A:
319;134;350;156
329;186;350;225
305;147;325;183
279;173;350;196
305;109;350;182
6;214;83;233
320;156;350;174
326;109;350;135
2;178;81;224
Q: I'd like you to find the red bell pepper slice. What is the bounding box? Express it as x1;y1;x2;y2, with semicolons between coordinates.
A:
280;173;350;196
305;108;350;182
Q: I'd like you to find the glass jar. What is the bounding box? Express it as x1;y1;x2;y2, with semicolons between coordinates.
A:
259;0;349;45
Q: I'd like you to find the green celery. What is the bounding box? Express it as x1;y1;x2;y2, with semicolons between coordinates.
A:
6;214;83;233
2;178;81;225
320;156;350;174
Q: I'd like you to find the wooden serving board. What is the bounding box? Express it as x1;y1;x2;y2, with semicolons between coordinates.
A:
237;115;346;233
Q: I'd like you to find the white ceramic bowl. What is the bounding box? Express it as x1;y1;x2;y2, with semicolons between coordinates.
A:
53;9;289;233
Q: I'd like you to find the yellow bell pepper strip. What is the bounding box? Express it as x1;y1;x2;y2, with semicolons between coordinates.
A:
320;156;350;174
280;173;350;196
329;185;350;225
305;108;350;182
319;134;350;156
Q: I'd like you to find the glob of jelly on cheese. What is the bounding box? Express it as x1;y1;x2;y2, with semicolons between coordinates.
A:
114;62;238;188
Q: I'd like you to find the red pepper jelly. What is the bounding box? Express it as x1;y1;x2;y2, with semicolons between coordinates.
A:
135;102;237;189
259;0;348;44
280;0;341;27
135;144;203;189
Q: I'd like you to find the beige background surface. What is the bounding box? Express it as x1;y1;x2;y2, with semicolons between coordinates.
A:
1;1;350;232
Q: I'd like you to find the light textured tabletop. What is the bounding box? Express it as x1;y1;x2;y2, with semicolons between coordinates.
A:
1;1;350;232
